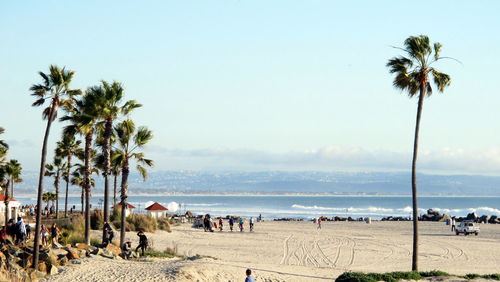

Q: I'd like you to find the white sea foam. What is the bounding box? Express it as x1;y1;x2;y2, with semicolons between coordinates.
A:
186;203;222;207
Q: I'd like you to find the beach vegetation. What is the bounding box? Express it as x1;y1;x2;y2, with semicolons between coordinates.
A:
387;35;454;271
29;64;81;267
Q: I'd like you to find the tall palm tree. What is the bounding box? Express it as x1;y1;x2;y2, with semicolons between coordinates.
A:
61;92;99;244
44;157;64;219
56;135;82;217
387;35;452;271
88;81;142;243
30;65;80;267
114;119;153;246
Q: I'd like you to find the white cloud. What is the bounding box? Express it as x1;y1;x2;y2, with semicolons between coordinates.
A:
145;145;500;175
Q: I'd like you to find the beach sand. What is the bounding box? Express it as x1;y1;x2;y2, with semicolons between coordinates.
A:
46;221;500;281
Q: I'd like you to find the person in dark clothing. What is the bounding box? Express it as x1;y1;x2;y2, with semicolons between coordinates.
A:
135;230;148;256
25;221;31;239
229;217;234;232
103;222;114;245
121;241;132;259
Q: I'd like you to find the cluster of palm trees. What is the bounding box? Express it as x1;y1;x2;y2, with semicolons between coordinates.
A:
30;65;154;268
0;127;23;229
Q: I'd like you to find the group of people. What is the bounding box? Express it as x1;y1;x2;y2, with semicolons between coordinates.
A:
120;230;149;259
203;214;255;233
40;223;60;246
1;217;31;244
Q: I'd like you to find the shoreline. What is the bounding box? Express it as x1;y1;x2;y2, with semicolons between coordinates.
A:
15;193;500;198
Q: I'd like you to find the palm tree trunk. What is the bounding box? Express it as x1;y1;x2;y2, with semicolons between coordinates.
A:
102;119;112;243
55;172;60;219
113;173;117;207
32;109;55;268
84;131;93;245
119;160;129;247
411;84;426;271
10;177;13;199
81;186;84;215
64;155;71;218
4;180;10;228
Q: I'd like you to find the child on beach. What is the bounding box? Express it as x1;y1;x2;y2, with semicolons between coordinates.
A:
229;217;234;232
245;269;255;282
219;218;223;231
317;217;322;229
40;224;49;246
249;217;254;232
239;218;244;232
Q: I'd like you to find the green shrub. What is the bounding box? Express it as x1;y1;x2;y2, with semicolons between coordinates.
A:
126;214;157;232
157;217;171;232
419;270;450;277
90;209;104;230
336;272;377;282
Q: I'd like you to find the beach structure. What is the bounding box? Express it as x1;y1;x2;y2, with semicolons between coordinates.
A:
115;203;136;217
145;202;168;218
0;194;21;224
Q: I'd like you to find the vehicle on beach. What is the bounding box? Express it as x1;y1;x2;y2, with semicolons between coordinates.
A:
455;221;480;236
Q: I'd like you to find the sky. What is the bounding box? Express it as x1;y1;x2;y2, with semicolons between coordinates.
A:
1;1;500;174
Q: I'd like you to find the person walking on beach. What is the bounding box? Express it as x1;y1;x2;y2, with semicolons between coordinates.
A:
229;217;234;232
245;269;255;282
218;218;223;231
239;218;244;232
317;217;322;229
50;223;60;244
451;217;456;232
40;224;49;246
15;217;27;244
249;217;254;232
136;230;148;256
25;221;31;239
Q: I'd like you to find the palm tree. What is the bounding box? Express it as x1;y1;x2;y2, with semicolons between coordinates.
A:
3;159;22;226
87;81;142;243
30;65;81;267
387;35;452;271
61;92;99;244
0;127;7;163
114;119;153;246
56;135;82;217
42;191;57;213
44;157;64;219
5;159;22;199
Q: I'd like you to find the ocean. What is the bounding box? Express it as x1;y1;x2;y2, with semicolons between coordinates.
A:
15;195;500;220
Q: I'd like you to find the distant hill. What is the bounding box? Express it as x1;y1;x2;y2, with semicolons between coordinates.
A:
14;170;500;196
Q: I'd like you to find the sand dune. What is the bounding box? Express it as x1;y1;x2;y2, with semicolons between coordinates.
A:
46;221;500;281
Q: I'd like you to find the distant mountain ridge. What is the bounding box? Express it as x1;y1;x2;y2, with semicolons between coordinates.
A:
14;170;500;196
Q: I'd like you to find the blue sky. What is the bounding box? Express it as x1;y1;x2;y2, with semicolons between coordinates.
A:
1;1;500;174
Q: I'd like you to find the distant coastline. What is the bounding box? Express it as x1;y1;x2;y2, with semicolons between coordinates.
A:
15;192;500;198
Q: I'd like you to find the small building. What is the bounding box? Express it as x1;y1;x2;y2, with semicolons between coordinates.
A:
0;194;21;224
115;203;136;217
145;202;168;218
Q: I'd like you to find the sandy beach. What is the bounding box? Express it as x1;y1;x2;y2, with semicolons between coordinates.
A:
44;221;500;281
